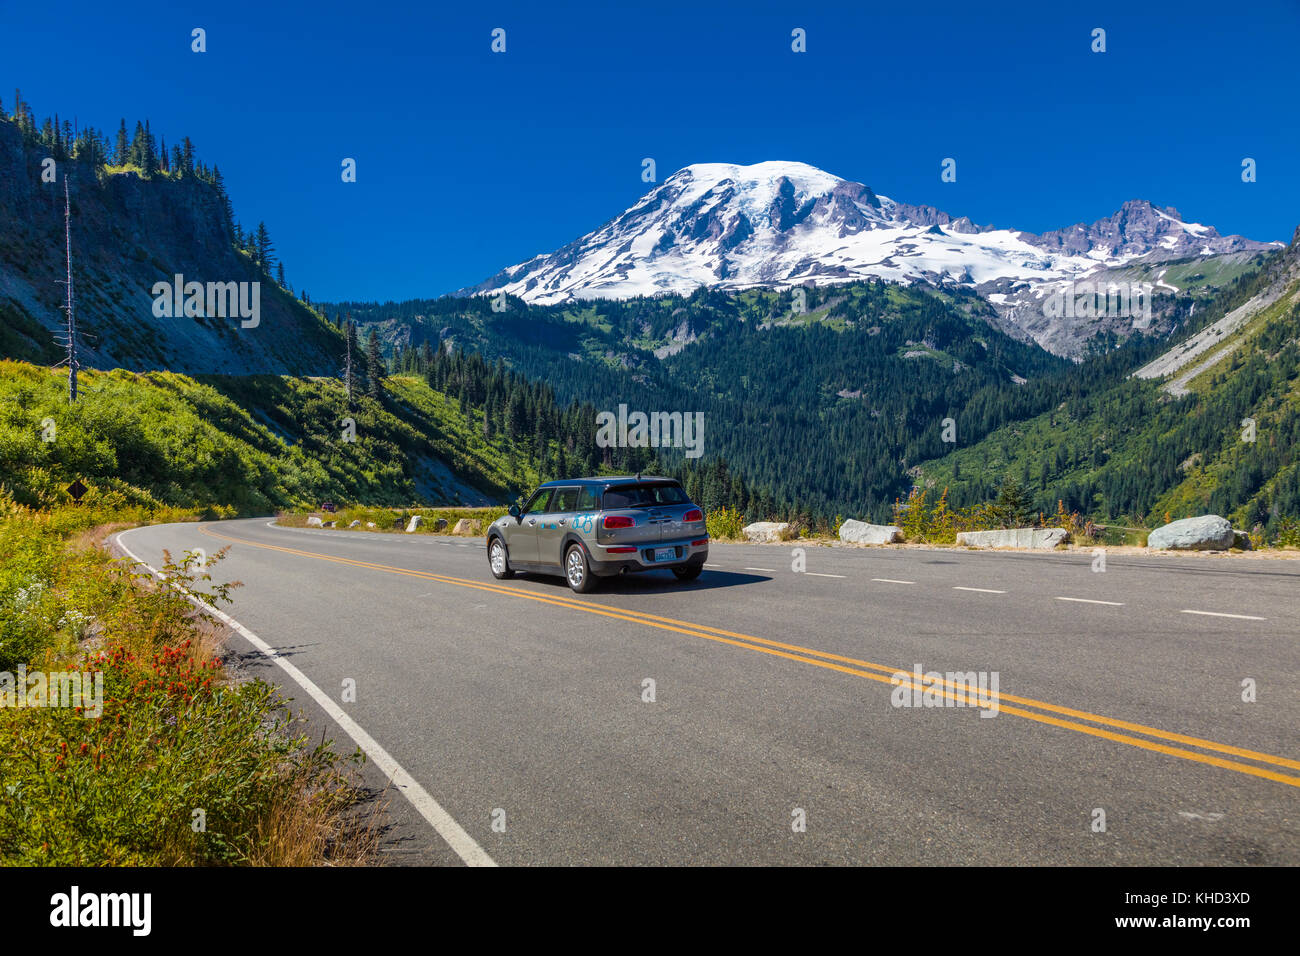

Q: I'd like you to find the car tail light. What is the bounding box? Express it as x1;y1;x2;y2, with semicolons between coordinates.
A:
691;539;709;547
602;515;635;529
683;509;703;522
607;546;636;554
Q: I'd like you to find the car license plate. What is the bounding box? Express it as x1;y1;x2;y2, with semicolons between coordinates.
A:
654;547;675;563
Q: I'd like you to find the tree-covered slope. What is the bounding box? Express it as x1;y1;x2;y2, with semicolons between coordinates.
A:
914;233;1300;533
334;281;1103;519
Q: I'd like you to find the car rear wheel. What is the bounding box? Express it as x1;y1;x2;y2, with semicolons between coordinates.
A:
673;563;703;582
488;538;514;579
565;544;597;593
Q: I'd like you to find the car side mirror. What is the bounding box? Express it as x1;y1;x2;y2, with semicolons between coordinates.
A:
508;504;521;519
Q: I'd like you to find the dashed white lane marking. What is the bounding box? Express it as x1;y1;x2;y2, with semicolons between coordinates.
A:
704;563;724;568
872;578;915;585
743;567;777;572
1181;609;1266;621
953;586;1006;594
1056;597;1125;606
115;527;497;868
804;572;846;579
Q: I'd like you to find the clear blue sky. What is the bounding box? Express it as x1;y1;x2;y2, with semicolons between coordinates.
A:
4;0;1297;302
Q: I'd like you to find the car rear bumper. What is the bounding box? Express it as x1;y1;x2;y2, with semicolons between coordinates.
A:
589;536;708;575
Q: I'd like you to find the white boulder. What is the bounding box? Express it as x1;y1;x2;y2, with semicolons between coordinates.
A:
956;528;1069;549
1147;515;1235;551
838;520;903;545
743;521;792;543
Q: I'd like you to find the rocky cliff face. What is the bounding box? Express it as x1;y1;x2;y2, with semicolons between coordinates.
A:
1022;199;1262;259
0;118;341;374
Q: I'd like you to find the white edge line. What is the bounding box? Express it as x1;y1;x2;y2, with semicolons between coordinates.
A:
1180;609;1266;621
1055;596;1125;606
804;572;846;578
953;586;1006;594
871;578;915;585
114;527;496;868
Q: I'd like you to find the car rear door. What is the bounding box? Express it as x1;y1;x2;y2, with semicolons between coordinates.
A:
645;484;704;542
535;486;580;567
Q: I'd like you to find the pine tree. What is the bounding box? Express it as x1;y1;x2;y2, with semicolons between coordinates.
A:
142;120;158;177
212;166;235;228
253;222;275;273
365;330;386;400
129;120;145;167
991;474;1033;528
114;119;128;165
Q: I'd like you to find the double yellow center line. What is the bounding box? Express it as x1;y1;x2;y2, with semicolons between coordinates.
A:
200;525;1300;789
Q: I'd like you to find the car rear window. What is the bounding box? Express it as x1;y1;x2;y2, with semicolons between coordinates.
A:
601;482;689;508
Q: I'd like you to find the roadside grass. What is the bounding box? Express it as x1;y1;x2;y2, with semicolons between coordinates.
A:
0;498;374;866
705;506;745;541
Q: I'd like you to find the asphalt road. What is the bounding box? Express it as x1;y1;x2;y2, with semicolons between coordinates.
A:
115;518;1300;866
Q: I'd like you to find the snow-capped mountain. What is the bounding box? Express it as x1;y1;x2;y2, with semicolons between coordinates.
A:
463;161;1277;354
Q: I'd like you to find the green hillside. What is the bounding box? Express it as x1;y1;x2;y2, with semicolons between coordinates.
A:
0;360;546;514
915;236;1300;536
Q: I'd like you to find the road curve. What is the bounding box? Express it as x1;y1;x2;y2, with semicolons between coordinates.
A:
115;518;1300;865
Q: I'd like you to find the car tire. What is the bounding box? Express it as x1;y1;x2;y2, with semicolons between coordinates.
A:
488;537;515;579
672;563;703;582
564;544;597;593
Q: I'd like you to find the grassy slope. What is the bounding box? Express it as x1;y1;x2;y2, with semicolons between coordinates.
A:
0;360;542;514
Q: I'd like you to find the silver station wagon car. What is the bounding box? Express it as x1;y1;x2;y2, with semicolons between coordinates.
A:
486;476;709;592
